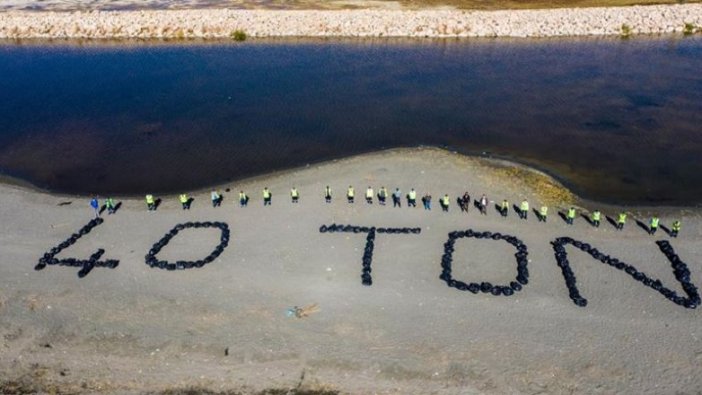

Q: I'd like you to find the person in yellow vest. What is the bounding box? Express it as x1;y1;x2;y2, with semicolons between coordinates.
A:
378;186;388;206
238;191;248;207
407;188;417;207
671;220;681;237
324;185;332;203
539;205;548;222
500;199;509;217
145;194;156;211
440;194;450;212
263;187;272;206
365;186;374;204
617;212;627;230
591;209;601;228
566;207;576;225
649;215;659;235
179;193;190;210
519;199;529;220
291;187;300;203
347;186;354;203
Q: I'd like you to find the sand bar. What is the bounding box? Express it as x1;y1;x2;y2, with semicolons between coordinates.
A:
0;148;700;394
1;4;702;39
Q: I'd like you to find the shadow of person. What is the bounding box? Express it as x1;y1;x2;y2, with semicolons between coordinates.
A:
512;204;521;215
660;224;672;236
154;198;162;210
558;211;569;224
494;203;503;215
112;201;122;214
605;215;618;229
635;219;650;234
532;208;542;220
580;213;594;226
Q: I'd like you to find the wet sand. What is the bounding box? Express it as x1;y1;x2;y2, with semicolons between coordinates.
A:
0;148;700;394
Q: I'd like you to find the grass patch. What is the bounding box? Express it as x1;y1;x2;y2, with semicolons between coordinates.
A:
683;22;698;35
620;23;632;38
230;29;247;41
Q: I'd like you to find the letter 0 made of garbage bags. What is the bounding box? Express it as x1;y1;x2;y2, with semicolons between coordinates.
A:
35;217;119;278
144;222;230;271
551;237;700;309
439;229;529;296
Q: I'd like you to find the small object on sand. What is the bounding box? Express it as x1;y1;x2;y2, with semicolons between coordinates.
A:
286;304;320;319
57;201;72;206
224;347;229;356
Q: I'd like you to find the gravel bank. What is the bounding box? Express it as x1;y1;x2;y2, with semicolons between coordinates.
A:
1;4;701;39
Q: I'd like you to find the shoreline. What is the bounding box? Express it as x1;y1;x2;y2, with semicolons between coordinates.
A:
1;5;701;39
0;147;694;216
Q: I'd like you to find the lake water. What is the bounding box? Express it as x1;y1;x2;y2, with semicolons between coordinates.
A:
0;37;701;204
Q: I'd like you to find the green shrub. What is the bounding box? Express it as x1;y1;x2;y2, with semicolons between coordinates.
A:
231;30;247;42
620;24;632;38
683;23;697;35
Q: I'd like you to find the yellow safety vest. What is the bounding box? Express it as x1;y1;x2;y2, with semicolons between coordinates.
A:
618;213;627;223
366;188;373;198
592;211;601;221
408;191;416;200
540;206;548;216
239;192;247;200
672;221;681;231
379;188;387;197
501;201;509;209
146;195;154;204
347;188;354;197
567;208;576;219
325;187;331;196
263;190;271;198
651;217;659;228
520;201;529;211
179;194;188;203
442;195;450;205
291;189;299;198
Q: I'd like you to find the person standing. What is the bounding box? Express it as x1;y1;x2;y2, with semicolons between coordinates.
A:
291;187;300;203
591;209;601;227
539;205;548;222
324;185;332;203
649;215;659;235
479;194;488;215
566;207;576;225
422;193;432;210
378;186;388;206
263;187;272;206
407;188;417;207
392;188;402;208
501;199;509;217
179;193;190;210
105;197;116;215
671;220;681;237
440;194;450;212
90;196;100;218
365;186;374;204
519;199;529;220
617;212;627;230
211;190;222;207
146;194;156;211
347;186;354;203
239;191;248;207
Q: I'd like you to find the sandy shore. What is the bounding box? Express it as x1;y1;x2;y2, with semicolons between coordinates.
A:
0;4;701;39
0;148;700;394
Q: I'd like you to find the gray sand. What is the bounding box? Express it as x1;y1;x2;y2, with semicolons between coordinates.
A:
0;148;700;394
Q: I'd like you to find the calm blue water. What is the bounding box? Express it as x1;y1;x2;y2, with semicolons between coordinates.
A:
0;37;701;204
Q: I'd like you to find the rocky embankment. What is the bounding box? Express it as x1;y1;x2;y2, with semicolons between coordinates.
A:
0;4;701;39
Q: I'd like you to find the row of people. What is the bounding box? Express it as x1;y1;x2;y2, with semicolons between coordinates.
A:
123;187;684;237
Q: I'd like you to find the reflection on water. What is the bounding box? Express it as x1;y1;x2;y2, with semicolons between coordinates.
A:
0;37;701;204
